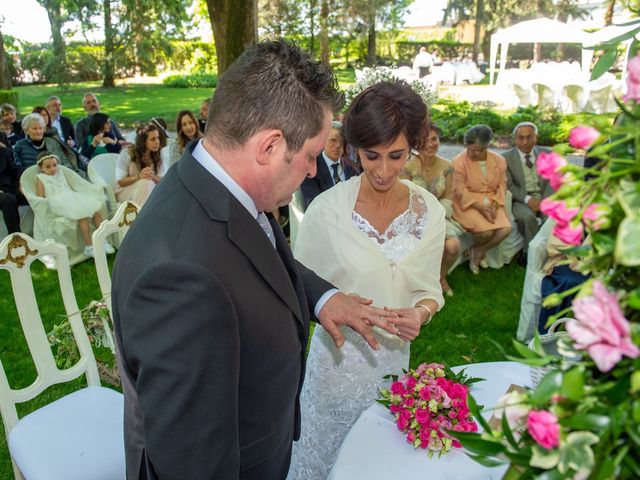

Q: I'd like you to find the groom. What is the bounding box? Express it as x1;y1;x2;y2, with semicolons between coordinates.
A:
111;39;398;480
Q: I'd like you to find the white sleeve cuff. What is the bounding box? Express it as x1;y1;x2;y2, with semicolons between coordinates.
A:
314;288;339;318
524;194;532;204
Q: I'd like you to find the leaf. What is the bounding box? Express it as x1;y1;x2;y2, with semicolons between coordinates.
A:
511;339;540;359
561;413;610;431
466;392;492;433
632;371;640;394
590;48;617;80
467;453;506;467
591;232;615;256
559;366;585;401
530;370;562;405
558;431;599;474
617;181;640;217
451;431;506;456
530;444;560;469
615;216;640;267
505;355;554;367
628;288;640;310
530;332;546;357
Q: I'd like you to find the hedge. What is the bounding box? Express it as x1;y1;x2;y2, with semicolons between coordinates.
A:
162;73;218;88
0;90;19;110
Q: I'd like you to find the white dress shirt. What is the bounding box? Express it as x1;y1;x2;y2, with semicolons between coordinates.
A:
322;152;345;184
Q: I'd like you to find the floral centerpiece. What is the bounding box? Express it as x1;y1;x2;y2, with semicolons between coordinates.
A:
451;52;640;479
378;363;480;457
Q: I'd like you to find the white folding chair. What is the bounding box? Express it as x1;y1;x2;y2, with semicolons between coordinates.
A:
87;153;120;217
0;233;125;480
517;219;554;342
92;201;139;327
512;82;536;107
532;82;559;110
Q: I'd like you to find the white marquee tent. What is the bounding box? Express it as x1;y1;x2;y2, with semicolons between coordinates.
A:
489;18;594;85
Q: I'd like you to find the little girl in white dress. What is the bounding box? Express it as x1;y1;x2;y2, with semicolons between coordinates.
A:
35;153;115;257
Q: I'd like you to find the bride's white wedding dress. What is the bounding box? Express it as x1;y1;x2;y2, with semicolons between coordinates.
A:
288;177;445;480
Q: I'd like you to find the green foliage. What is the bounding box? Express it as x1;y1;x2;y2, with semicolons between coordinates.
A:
431;100;504;143
395;40;474;62
0;90;19;110
163;73;218;88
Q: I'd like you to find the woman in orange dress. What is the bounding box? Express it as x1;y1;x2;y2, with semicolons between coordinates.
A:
452;124;512;274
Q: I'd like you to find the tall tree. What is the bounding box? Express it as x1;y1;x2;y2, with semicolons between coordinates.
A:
102;0;115;87
604;0;616;26
0;28;11;89
206;0;258;76
37;0;69;81
320;0;330;64
472;0;483;63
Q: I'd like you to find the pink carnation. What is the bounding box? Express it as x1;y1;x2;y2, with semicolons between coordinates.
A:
567;281;640;372
390;381;405;395
397;415;409;431
415;407;430;425
569;126;600;150
623;54;640;103
527;410;560;450
540;199;579;225
406;376;417;390
553;221;583;246
536;151;567;189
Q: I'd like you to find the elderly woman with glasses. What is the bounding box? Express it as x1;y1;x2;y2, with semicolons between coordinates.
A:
114;123;163;207
451;124;512;274
13;113;82;175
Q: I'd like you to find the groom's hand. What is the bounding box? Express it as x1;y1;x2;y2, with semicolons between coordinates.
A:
317;292;399;350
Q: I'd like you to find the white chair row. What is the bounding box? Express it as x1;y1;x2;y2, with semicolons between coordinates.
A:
0;200;139;479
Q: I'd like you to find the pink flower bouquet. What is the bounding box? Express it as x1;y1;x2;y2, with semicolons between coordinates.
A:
378;363;478;457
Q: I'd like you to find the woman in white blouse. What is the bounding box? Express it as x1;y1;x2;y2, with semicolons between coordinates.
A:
114;123;163;207
288;81;445;480
161;110;203;174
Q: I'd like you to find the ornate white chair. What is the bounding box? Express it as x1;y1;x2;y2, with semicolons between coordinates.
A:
0;233;125;480
20;165;108;269
87;153;120;218
92;201;139;328
517;219;554;342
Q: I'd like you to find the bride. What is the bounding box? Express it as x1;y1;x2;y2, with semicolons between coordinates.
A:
288;80;445;479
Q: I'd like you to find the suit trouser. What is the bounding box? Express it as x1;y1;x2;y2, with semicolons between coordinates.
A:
512;202;541;253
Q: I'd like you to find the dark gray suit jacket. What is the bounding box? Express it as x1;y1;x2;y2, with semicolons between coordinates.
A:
112;143;333;479
503;146;554;204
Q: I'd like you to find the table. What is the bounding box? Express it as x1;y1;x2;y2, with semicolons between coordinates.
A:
328;361;532;480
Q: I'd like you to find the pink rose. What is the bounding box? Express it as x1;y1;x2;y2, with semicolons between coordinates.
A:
407;431;416;443
419;386;431;401
527;410;560;449
569;126;600;150
623;54;640;103
540;199;579;225
390;381;405;395
583;203;610;231
553;221;583;246
406;376;417;390
536;151;567;182
419;427;431;447
397;415;409;431
415;407;430;424
567;281;640;372
403;396;415;408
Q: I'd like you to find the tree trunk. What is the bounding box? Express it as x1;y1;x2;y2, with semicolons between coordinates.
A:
0;28;12;90
102;0;115;87
472;0;483;63
309;0;317;55
43;0;67;82
206;0;258;77
604;0;616;26
365;0;376;66
320;0;330;65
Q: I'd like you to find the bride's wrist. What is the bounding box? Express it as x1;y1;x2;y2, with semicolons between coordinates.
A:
415;304;432;324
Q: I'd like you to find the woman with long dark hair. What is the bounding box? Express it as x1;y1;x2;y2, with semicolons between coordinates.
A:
114;123;162;206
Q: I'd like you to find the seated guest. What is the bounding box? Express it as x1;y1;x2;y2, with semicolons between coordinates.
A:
14;114;82;176
403;123;461;296
0;103;24;146
75;92;127;149
80;113;122;159
452;124;512;274
150;117;170;148
503;122;553;259
198;98;210;132
46;96;75;149
300;120;358;208
0;132;28;234
161;110;203;173
32;106;58;140
114;123;162;207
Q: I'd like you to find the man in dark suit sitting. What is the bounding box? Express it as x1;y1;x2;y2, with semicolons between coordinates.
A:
300;120;358;209
503;122;554;257
46;95;76;148
112;39;397;480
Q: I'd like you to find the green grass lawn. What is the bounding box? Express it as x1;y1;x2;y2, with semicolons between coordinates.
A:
0;249;524;477
15;80;214;129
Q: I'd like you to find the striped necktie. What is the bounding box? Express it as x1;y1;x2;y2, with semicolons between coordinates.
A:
257;212;276;248
330;163;341;184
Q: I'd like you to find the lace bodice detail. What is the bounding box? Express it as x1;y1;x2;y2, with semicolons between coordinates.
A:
351;188;427;265
37;170;71;196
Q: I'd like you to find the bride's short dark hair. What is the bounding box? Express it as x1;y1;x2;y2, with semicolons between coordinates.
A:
343;80;428;151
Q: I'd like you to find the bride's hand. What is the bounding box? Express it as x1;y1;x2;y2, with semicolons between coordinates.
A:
383;307;423;341
317;292;399;350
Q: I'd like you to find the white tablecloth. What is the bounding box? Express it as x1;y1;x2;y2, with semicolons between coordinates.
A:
328;361;532;480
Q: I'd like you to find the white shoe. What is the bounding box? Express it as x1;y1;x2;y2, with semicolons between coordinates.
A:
104;241;116;254
84;245;94;257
